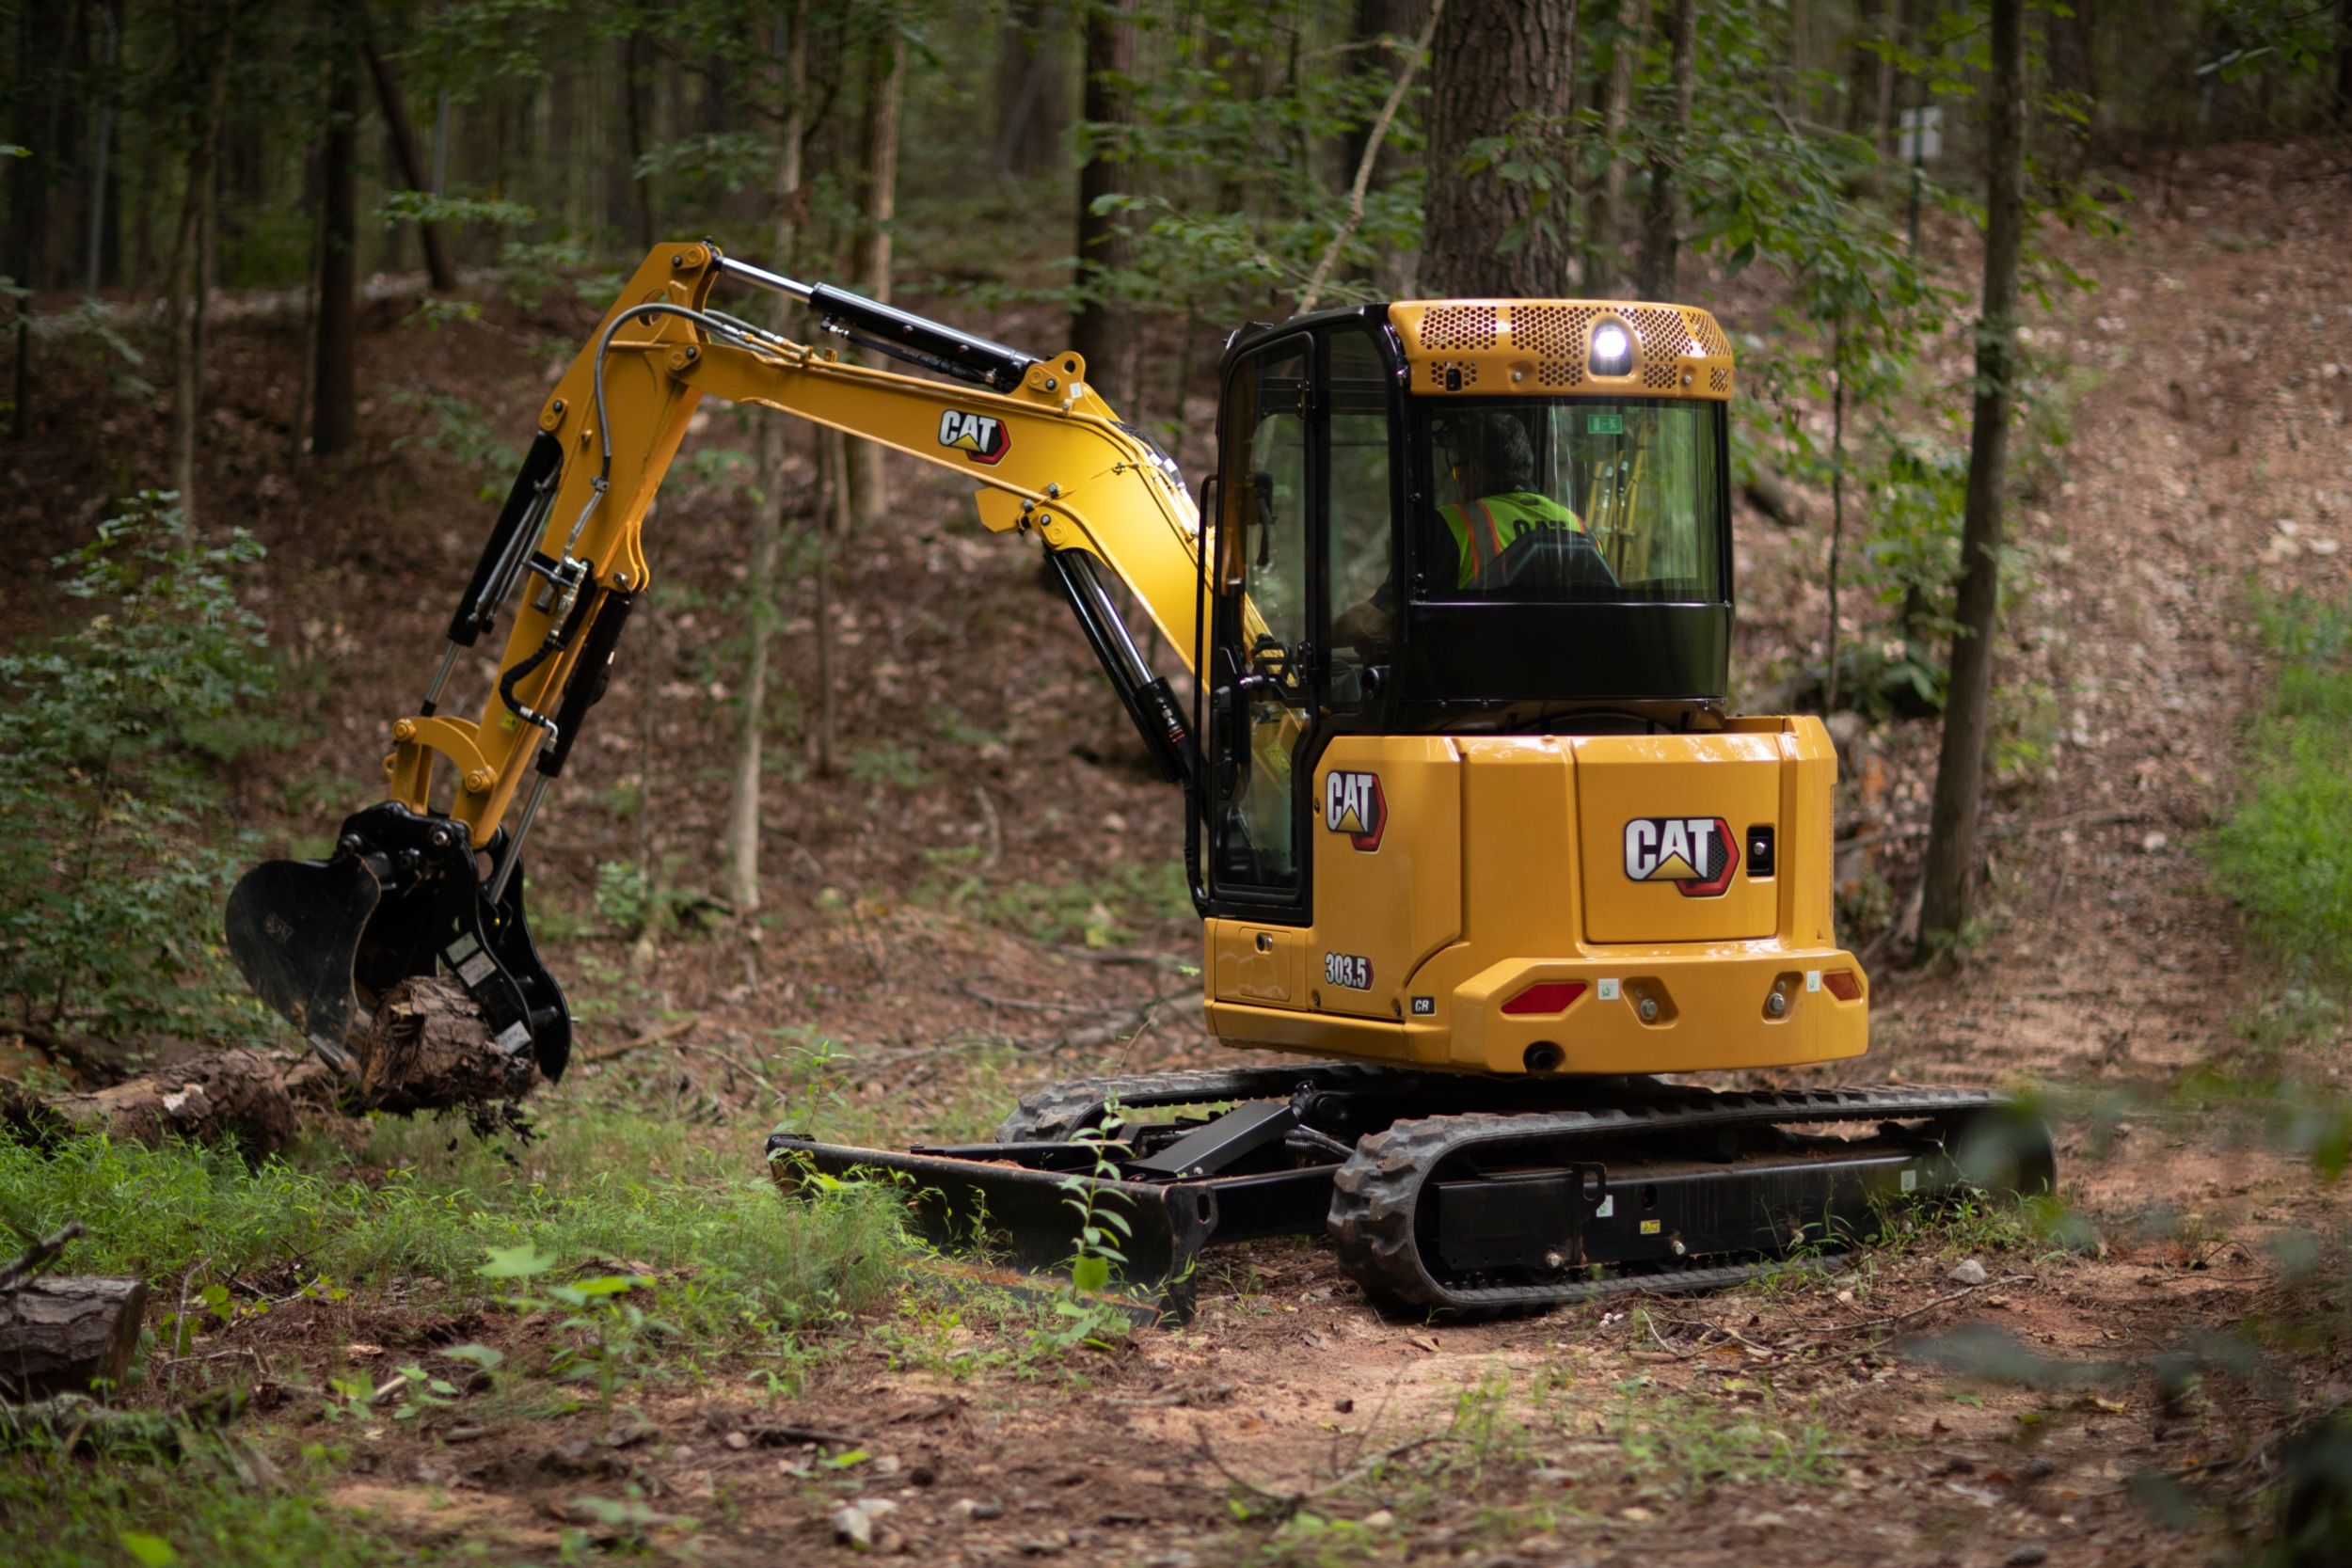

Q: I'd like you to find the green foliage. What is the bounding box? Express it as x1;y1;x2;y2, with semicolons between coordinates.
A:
0;1443;406;1568
2208;590;2352;985
477;1243;675;1409
844;739;929;789
0;1112;911;1353
386;388;521;496
0;498;279;1044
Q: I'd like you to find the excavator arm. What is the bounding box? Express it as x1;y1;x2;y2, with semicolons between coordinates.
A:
226;243;1205;1082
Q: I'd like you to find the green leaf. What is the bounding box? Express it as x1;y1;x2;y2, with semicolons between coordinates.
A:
119;1531;178;1566
1071;1255;1111;1294
477;1243;557;1280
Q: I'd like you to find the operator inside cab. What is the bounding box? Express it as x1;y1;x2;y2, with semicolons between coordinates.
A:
1333;408;1595;650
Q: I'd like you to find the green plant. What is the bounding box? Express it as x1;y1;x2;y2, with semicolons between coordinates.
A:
478;1243;675;1410
1035;1106;1139;1355
844;740;929;789
2208;590;2352;988
0;496;279;1046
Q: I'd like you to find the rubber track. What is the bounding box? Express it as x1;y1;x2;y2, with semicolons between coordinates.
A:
1327;1085;2012;1314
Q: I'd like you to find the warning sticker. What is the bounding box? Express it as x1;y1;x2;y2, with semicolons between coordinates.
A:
1588;412;1625;436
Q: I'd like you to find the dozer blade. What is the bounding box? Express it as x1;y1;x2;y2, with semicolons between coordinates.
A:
766;1132;1336;1323
223;801;573;1083
225;851;384;1075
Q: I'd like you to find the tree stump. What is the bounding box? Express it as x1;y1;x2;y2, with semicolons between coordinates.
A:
0;1276;148;1400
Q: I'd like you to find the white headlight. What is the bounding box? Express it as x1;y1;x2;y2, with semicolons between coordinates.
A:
1593;325;1629;362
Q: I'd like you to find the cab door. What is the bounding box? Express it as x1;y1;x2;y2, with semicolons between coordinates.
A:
1202;334;1315;920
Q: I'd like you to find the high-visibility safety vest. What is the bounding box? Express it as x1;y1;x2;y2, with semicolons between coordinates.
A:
1438;491;1584;586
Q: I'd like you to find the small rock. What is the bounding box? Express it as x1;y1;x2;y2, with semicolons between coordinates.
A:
1361;1510;1395;1529
1017;1532;1071;1556
2021;1456;2058;1481
723;1430;750;1451
1750;1513;1787;1528
872;1453;903;1476
2004;1547;2049;1566
1948;1259;1991;1286
440;1424;486;1444
832;1505;874;1550
1620;1505;1655;1523
953;1498;1006;1521
2140;832;2169;854
854;1497;901;1520
603;1420;658;1449
874;1529;905;1556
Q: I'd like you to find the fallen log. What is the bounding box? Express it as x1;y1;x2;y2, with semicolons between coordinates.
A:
1;1045;298;1154
2;975;539;1155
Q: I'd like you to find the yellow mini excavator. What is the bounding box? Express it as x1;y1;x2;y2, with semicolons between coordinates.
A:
228;244;2049;1319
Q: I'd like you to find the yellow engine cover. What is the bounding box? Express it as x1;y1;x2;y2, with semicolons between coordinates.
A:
1203;716;1867;1079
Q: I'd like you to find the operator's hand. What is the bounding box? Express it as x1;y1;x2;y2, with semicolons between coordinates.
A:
1331;599;1392;657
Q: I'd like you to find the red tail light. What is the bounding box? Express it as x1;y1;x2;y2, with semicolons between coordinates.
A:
1502;981;1588;1016
1822;970;1863;1002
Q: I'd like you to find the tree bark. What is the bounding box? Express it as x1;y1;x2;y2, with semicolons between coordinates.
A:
994;0;1069;181
361;34;457;292
351;975;536;1115
1917;0;2026;952
621;30;657;251
1585;0;1645;295
2;1046;300;1155
1422;0;1579;296
1071;0;1136;410
312;40;360;457
726;0;810;917
0;1277;147;1400
166;10;236;517
1633;0;1694;300
848;24;904;528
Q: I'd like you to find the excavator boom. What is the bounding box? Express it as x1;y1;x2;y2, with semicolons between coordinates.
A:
227;244;1206;1078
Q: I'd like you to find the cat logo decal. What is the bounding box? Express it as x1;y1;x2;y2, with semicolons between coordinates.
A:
1623;816;1738;897
938;409;1010;465
1324;770;1385;851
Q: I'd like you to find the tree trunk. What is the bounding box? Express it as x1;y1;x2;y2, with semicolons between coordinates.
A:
1422;0;1579;296
2337;0;2351;128
1071;0;1136;410
726;0;810;917
994;0;1069;181
1585;0;1645;295
848;24;904;528
0;1277;146;1400
814;429;846;779
361;34;457;292
621;30;657;251
1916;0;2026;952
1633;0;1694;299
167;12;236;517
1823;317;1847;714
312;42;360;458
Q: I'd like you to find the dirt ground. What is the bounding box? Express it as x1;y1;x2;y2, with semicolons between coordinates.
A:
7;140;2352;1565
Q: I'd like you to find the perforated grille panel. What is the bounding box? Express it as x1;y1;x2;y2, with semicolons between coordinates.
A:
1389;300;1733;402
1419;306;1499;353
1507;304;1598;361
1688;310;1731;358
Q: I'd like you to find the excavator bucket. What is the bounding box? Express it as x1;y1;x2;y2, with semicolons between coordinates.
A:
225;852;385;1074
225;802;573;1082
